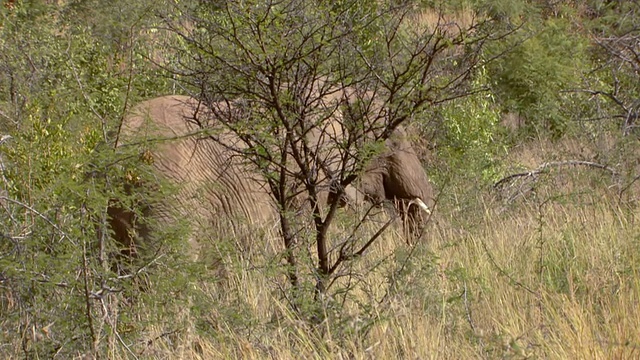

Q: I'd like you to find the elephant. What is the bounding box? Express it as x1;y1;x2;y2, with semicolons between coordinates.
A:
107;94;434;259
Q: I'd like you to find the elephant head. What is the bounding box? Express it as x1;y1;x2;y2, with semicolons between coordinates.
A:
351;126;434;238
317;83;434;237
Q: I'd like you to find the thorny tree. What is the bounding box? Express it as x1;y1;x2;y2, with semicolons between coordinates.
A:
566;2;640;200
575;2;640;136
163;0;504;303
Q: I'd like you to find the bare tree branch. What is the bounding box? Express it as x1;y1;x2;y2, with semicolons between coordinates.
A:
494;160;619;202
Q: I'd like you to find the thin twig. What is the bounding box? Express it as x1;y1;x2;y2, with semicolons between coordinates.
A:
0;196;73;245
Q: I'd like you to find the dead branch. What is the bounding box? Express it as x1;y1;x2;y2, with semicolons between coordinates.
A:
494;160;618;190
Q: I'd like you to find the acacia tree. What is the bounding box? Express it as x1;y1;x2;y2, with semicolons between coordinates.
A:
586;2;640;202
582;1;640;136
165;0;501;303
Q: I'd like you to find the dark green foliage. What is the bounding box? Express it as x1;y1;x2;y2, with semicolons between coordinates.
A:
582;1;640;134
485;9;589;137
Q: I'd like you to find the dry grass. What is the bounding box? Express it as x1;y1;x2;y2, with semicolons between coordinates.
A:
102;167;640;358
408;6;477;38
4;138;640;359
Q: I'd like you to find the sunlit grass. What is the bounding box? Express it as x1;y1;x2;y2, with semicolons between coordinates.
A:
117;178;640;359
4;137;640;359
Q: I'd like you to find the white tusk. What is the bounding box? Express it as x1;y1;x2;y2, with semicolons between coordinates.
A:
0;135;12;144
409;198;431;215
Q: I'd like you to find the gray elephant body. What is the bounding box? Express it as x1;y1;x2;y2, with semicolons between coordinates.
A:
109;94;434;257
111;95;276;257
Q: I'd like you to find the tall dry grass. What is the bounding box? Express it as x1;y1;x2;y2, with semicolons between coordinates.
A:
167;134;637;359
91;138;639;359
3;134;639;359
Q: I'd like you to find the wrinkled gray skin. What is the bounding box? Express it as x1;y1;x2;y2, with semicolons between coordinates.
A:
110;96;276;258
109;95;433;257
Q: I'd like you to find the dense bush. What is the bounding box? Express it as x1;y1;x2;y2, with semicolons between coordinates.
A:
0;0;638;358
